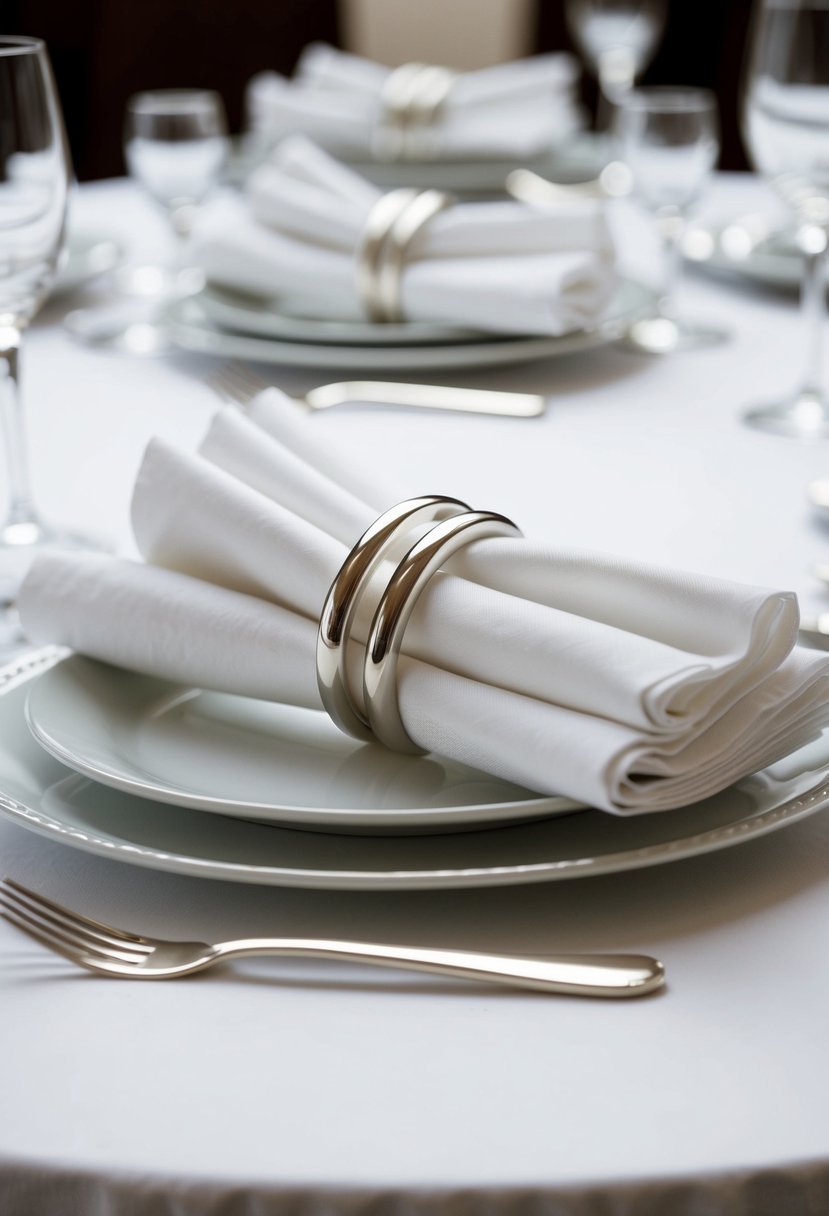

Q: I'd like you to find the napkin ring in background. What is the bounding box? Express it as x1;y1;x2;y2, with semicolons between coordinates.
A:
374;62;457;161
356;187;454;323
316;495;522;754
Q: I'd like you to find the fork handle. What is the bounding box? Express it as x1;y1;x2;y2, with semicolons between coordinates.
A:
215;939;664;998
304;381;547;418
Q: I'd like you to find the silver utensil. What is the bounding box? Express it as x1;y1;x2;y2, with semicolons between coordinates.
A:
506;168;610;205
207;361;546;418
505;165;632;207
0;879;665;997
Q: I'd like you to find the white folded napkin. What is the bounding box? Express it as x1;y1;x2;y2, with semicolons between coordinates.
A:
191;136;616;336
246;42;584;162
19;391;829;815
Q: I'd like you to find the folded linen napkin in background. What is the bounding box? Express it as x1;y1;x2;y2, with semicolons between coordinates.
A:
18;391;829;815
191;136;616;335
246;42;584;163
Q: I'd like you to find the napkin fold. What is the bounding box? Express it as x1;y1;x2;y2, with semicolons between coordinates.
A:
18;391;829;815
246;42;584;162
191;136;616;335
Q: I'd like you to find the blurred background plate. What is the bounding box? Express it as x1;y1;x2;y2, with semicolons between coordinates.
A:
198;283;483;346
226;132;611;196
165;276;656;371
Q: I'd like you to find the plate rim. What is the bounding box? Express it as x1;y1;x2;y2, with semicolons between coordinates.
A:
4;649;829;890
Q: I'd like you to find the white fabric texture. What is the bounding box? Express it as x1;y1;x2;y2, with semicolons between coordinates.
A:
191;136;615;335
245;42;584;161
18;390;829;815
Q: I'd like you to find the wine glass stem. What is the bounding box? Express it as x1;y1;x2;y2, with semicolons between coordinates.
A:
0;329;38;531
658;213;685;316
800;239;827;400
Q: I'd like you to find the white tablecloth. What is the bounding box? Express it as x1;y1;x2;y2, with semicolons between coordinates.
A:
3;175;829;1216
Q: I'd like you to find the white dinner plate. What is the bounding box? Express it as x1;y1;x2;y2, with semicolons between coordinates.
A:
198;284;482;347
5;650;829;890
684;214;801;292
164;277;656;372
227;133;611;196
52;229;124;297
25;655;581;833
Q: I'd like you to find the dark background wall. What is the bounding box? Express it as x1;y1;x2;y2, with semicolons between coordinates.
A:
5;0;752;181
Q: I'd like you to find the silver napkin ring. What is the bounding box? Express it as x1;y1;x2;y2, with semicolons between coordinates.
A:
356;187;454;323
375;62;457;161
316;495;522;754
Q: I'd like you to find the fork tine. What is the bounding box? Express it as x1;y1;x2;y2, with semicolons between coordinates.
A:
1;879;152;951
0;901;135;971
207;361;270;406
222;361;269;396
0;905;107;971
205;366;249;405
0;895;145;965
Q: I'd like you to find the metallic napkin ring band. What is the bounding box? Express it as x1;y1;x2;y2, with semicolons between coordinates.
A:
316;495;468;743
375;62;457;161
316;496;522;755
356;187;454;323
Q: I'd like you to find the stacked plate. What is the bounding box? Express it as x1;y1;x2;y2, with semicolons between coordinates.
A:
3;648;829;891
163;278;657;373
228;131;612;197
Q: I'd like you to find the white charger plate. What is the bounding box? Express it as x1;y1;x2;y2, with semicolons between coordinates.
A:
6;650;829;890
164;278;655;372
25;655;581;833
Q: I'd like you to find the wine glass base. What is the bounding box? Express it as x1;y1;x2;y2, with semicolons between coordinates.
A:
618;314;730;355
65;302;173;356
743;393;829;440
64;268;203;357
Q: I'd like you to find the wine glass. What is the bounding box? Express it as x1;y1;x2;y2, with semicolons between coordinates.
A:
125;89;229;245
617;87;726;353
0;36;104;621
565;0;667;119
66;89;228;356
741;0;829;438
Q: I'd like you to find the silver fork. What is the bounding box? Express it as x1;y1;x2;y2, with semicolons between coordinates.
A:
0;879;665;997
206;361;546;418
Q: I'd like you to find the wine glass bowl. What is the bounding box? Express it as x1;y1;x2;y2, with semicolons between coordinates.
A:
619;91;719;211
565;0;667;109
124;89;229;238
0;38;69;329
741;0;829;437
0;36;103;608
616;87;726;353
64;89;229;357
